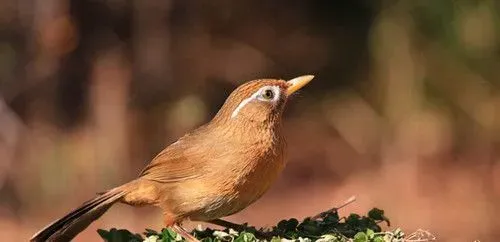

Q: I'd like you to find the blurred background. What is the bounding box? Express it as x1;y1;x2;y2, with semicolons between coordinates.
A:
1;0;500;241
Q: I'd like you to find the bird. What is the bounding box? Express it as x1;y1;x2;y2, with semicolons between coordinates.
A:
31;75;314;242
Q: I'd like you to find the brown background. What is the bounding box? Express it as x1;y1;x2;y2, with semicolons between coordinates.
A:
1;0;500;241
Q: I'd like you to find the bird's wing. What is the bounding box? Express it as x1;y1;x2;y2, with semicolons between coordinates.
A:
138;132;210;183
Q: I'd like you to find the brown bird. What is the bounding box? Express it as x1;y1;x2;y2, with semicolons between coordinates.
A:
31;75;314;242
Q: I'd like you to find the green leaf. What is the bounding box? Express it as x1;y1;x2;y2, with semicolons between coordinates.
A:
346;214;361;226
367;208;390;226
284;230;299;239
234;232;256;242
97;228;142;242
365;229;374;238
161;228;178;242
144;228;159;237
323;212;340;224
353;232;368;242
286;218;299;230
270;237;281;242
299;222;322;236
97;229;109;239
276;219;289;230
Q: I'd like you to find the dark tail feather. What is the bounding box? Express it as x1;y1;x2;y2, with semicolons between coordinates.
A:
31;187;127;242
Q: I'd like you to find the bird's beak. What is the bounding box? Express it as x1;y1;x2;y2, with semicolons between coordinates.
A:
286;75;314;95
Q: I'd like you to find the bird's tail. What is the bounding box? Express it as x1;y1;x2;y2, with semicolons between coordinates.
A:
30;186;128;242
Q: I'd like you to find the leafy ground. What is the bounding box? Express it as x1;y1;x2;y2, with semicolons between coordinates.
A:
97;198;435;242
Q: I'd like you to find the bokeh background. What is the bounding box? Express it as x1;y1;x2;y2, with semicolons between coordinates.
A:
1;0;500;241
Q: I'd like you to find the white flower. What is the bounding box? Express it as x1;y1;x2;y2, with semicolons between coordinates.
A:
143;235;159;242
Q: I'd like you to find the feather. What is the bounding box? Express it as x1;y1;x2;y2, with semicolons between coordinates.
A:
30;187;127;242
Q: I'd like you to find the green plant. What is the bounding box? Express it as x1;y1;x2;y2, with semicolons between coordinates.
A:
97;204;429;242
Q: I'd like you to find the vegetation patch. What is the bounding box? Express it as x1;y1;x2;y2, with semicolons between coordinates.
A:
97;197;435;242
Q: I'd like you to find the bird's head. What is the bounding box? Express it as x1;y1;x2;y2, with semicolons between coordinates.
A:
211;75;314;130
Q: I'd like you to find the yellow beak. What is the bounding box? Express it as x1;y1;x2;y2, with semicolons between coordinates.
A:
286;75;314;95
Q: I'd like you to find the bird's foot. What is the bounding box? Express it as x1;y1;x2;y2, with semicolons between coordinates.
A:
172;224;201;242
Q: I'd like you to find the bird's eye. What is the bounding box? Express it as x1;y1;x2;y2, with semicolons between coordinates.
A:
261;89;275;100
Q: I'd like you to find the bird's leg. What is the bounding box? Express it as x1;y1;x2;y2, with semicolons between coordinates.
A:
172;224;200;242
163;212;200;242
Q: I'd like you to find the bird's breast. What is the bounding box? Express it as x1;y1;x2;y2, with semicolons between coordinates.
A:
187;137;286;221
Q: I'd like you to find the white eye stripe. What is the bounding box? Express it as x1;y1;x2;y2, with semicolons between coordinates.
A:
231;91;260;119
231;85;280;118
